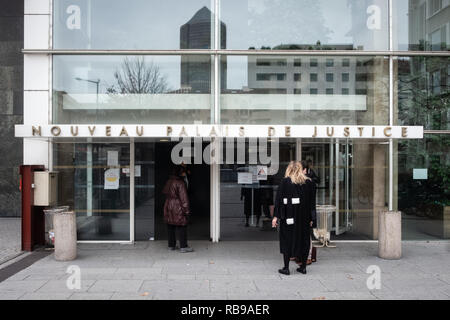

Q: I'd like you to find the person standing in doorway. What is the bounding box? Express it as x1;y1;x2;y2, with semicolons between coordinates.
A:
241;187;261;227
306;159;320;186
163;165;194;253
272;161;314;275
301;160;317;265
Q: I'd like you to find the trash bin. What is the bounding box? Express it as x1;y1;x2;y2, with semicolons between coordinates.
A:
53;210;77;261
378;211;401;260
43;206;69;247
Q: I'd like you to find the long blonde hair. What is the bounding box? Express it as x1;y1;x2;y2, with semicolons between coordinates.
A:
285;161;310;184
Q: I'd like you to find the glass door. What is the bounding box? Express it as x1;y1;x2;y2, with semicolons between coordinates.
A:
54;142;131;241
302;140;352;238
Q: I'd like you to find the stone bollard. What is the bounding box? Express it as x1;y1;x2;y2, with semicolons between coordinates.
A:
378;211;401;259
53;211;77;261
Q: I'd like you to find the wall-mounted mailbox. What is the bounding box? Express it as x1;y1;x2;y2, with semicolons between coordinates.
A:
33;171;58;206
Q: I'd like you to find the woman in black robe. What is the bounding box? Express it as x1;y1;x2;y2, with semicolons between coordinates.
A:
272;161;314;275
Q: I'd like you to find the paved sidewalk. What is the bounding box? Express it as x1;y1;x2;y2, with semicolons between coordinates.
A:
0;241;449;300
0;218;22;265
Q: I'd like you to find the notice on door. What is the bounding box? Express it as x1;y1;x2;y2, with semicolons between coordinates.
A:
107;150;119;167
104;168;120;189
257;165;268;181
238;172;253;184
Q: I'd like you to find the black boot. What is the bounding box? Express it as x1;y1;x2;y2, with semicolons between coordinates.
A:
296;266;307;274
278;267;290;275
297;257;307;274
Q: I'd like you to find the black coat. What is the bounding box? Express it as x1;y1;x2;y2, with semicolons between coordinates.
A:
274;177;314;260
241;187;261;217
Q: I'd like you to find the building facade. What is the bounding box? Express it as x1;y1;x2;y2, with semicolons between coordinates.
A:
16;0;449;242
0;1;23;217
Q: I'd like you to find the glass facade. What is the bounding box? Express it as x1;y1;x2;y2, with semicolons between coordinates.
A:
396;134;450;239
221;55;389;125
54;0;215;49
394;0;450;51
48;0;450;241
53;55;212;124
395;55;449;130
221;0;389;51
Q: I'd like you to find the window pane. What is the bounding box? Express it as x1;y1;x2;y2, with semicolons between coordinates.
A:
53;55;212;124
221;55;389;125
54;0;214;49
221;0;388;50
342;73;350;82
326;73;334;82
54;143;130;241
396;135;450;240
395;56;450;130
393;0;450;51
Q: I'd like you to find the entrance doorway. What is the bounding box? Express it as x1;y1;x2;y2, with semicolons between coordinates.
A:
302;139;388;240
134;142;210;241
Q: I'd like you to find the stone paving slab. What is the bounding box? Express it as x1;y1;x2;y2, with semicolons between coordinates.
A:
0;218;22;265
0;241;449;300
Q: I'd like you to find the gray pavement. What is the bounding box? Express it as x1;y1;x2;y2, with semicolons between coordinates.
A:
0;241;449;300
0;218;22;265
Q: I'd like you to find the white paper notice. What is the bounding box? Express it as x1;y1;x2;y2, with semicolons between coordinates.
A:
238;172;253;184
107;150;119;166
413;168;428;180
135;165;141;177
104;168;120;189
122;165;141;177
257;165;268;180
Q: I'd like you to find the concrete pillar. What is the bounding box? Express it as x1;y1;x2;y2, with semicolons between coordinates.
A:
378;211;401;259
54;211;77;261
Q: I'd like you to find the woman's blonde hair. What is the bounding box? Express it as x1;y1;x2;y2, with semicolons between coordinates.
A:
285;161;310;184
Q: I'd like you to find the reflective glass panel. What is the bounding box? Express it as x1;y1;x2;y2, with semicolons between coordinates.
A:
54;0;214;49
221;0;389;50
54;143;130;241
221;55;389;125
396;134;450;240
393;0;450;51
395;56;450;130
53;55;212;124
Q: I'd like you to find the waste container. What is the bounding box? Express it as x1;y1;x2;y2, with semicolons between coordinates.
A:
378;211;401;259
43;206;69;247
53;210;77;261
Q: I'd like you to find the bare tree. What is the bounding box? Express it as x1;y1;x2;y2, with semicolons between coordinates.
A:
107;57;169;94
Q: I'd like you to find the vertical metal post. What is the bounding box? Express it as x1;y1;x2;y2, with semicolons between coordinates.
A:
87;0;92;49
209;0;221;242
388;0;394;211
210;138;221;242
329;141;334;205
130;139;135;243
86;142;93;217
345;142;350;230
321;143;325;204
335;140;340;234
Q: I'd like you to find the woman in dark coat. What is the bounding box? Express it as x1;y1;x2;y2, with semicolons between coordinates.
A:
163;165;193;253
272;161;314;275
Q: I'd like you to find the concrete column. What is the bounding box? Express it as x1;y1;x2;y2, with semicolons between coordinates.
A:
54;211;77;261
378;211;401;259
